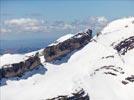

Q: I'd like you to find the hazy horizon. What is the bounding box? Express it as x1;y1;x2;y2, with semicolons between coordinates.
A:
0;0;134;54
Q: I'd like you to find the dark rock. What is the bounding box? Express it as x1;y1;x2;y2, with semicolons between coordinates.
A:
96;32;102;37
0;29;92;78
122;81;128;85
125;25;128;28
105;55;114;59
91;65;124;77
125;75;134;82
104;72;117;76
121;75;134;85
132;20;134;24
43;29;92;62
0;53;41;78
114;36;134;55
46;89;90;100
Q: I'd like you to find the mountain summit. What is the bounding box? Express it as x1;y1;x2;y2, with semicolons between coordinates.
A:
0;17;134;100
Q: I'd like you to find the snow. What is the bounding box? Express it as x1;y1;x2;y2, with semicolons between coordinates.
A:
49;34;73;46
0;48;45;68
0;17;134;100
49;31;89;46
94;17;134;47
0;54;25;68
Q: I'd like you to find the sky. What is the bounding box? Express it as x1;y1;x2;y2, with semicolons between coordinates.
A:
0;0;134;40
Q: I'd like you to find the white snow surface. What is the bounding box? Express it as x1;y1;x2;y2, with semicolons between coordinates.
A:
49;34;73;46
0;54;25;68
0;17;134;100
0;49;44;68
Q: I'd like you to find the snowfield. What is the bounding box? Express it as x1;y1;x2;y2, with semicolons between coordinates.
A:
0;17;134;100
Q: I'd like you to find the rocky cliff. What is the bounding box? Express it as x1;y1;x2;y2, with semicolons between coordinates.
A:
0;17;134;100
43;29;92;62
0;53;41;78
0;29;92;78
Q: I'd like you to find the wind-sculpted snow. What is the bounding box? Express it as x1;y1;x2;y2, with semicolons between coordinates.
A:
0;17;134;100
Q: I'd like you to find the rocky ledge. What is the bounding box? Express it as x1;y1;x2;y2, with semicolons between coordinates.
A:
0;29;92;79
0;53;41;79
43;29;92;62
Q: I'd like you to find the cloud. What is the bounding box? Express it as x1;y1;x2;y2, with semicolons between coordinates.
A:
5;18;41;26
1;17;108;35
4;18;44;32
0;28;11;34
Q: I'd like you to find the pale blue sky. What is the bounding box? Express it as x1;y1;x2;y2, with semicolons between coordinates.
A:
0;0;134;54
1;0;134;21
0;0;134;40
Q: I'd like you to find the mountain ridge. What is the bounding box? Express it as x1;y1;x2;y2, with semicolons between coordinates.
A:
0;17;134;100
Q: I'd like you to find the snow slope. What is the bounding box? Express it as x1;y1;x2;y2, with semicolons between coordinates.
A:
0;17;134;100
49;34;74;46
0;49;44;68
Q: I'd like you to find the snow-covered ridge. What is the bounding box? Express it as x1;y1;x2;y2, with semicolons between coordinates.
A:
0;17;134;100
0;54;25;68
0;50;41;68
0;29;92;67
94;17;134;47
49;29;92;46
49;34;74;46
0;34;73;67
0;28;92;78
102;17;134;33
0;34;74;67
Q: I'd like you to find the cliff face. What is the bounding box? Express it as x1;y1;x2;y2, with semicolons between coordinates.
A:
43;29;92;62
0;53;41;78
0;18;134;100
0;29;92;78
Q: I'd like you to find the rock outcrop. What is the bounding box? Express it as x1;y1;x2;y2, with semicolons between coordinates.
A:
0;53;41;78
43;29;92;62
0;29;92;78
122;75;134;85
114;36;134;55
47;89;90;100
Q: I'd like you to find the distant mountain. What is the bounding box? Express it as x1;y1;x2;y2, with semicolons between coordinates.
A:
0;17;134;100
